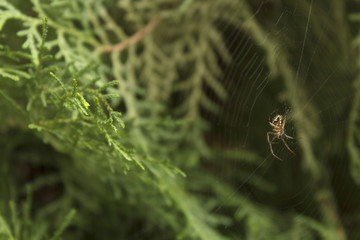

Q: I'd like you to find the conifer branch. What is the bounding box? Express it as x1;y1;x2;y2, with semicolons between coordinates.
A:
102;16;161;53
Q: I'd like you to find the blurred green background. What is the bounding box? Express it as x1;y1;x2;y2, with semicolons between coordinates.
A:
1;0;360;239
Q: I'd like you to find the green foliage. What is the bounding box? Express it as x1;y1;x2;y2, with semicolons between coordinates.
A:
0;185;76;240
0;0;244;239
347;75;360;186
348;13;360;187
0;0;360;239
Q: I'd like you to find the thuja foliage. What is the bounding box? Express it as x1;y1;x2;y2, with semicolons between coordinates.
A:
1;0;360;239
0;0;252;239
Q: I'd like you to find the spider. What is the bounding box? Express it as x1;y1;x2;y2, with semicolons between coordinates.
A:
267;110;295;160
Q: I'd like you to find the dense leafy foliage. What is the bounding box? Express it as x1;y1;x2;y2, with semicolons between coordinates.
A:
0;0;360;239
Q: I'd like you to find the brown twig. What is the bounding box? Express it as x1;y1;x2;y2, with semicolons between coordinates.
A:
102;16;161;53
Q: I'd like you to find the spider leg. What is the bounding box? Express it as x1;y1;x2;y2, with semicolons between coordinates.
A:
269;111;275;123
282;138;295;155
285;134;295;140
267;132;282;160
270;136;278;144
269;122;277;128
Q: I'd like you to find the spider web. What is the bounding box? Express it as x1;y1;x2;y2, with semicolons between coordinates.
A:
207;0;359;239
